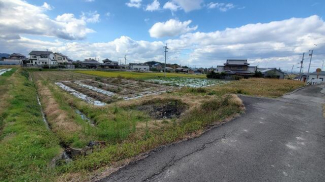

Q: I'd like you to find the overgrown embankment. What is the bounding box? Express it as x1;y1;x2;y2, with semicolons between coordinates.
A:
0;69;61;181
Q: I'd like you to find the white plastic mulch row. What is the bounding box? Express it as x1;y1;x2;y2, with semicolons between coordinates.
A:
122;90;169;101
147;78;227;88
0;68;12;76
55;82;106;106
75;81;115;96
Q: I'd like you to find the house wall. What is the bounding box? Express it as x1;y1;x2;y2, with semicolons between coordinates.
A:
308;74;325;82
217;66;224;72
54;54;68;63
263;70;284;79
29;53;57;65
130;65;149;71
248;67;257;73
224;65;248;71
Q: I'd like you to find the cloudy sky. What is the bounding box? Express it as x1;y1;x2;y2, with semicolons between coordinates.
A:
0;0;325;72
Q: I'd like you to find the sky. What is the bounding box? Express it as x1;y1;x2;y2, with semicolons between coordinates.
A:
0;0;325;72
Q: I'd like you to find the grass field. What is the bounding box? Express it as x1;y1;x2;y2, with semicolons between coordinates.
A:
0;69;305;181
0;69;61;181
75;70;206;79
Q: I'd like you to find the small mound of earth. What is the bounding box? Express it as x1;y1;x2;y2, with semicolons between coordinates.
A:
137;99;187;119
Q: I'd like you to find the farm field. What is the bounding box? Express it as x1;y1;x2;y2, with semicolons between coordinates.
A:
147;77;227;88
0;69;304;181
75;70;206;79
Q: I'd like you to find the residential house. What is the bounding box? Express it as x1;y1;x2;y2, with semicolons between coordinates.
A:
257;68;285;79
100;58;119;69
54;53;68;64
217;59;257;77
2;53;26;65
151;63;163;71
129;63;149;71
28;51;57;66
81;58;100;68
175;67;189;73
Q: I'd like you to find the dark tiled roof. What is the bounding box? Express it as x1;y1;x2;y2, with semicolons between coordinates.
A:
10;53;25;57
29;51;53;56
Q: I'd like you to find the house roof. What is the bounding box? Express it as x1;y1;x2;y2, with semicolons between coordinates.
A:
226;59;249;65
29;51;53;56
129;63;149;66
310;71;325;75
54;52;67;57
10;53;25;57
257;68;284;74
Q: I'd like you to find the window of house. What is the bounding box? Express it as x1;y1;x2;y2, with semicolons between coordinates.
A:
41;55;48;58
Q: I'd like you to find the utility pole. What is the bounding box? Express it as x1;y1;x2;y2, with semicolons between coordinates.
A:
124;55;127;70
307;50;313;81
164;43;168;77
299;53;305;74
291;65;294;74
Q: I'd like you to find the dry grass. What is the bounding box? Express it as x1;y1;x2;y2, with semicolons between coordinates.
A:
75;70;206;79
36;81;87;147
209;78;304;98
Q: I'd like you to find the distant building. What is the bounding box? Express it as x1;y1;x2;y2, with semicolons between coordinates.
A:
28;51;57;65
151;63;163;71
81;58;100;68
2;53;26;65
54;53;69;64
217;59;257;77
257;68;285;79
129;63;149;71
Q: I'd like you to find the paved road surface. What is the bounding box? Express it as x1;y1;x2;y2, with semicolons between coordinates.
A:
101;85;325;182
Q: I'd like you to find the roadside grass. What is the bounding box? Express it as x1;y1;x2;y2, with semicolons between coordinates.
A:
75;70;206;79
180;78;304;98
0;69;61;181
57;94;243;177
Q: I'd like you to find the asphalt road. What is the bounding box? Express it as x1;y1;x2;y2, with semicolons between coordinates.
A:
101;85;325;182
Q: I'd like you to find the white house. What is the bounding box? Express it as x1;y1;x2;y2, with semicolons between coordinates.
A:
29;51;57;65
54;53;68;64
308;71;325;83
129;63;150;71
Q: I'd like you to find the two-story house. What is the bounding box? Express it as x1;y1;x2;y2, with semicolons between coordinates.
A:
29;51;57;65
54;53;68;64
217;59;257;77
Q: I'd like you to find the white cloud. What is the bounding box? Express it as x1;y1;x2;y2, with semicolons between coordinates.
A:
163;1;180;11
42;2;53;10
149;19;198;38
85;0;95;2
106;12;111;17
1;14;325;71
146;0;160;11
207;2;235;12
81;11;100;23
126;0;142;8
172;0;203;12
0;0;95;40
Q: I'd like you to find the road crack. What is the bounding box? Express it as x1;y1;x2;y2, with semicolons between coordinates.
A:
143;133;227;181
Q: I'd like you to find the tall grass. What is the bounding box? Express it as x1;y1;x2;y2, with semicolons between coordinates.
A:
0;69;61;181
181;78;304;98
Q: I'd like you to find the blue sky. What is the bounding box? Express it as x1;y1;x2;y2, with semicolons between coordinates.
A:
1;0;325;71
